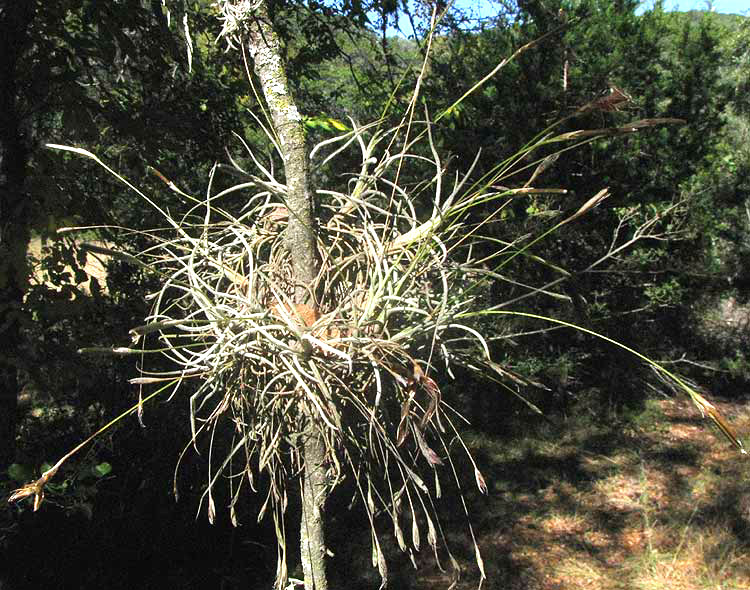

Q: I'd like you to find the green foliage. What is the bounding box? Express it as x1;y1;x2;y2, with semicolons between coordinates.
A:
644;277;683;307
91;462;112;478
303;115;351;132
721;351;750;381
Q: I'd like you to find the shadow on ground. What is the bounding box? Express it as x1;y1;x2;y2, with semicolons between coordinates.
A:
358;395;750;590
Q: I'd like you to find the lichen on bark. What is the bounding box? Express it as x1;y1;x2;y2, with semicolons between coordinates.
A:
247;4;317;295
246;3;328;589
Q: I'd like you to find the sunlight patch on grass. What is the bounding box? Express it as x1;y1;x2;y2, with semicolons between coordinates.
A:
630;528;750;590
549;556;614;590
446;397;750;590
591;472;645;512
541;512;587;536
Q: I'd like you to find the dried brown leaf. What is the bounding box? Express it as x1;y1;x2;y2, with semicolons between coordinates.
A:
415;427;444;466
396;398;411;447
475;467;488;494
563;188;610;224
692;392;747;453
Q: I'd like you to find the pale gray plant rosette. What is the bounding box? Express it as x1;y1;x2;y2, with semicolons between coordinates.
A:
58;118;495;587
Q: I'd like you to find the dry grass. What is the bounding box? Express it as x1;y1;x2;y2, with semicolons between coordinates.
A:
406;396;750;590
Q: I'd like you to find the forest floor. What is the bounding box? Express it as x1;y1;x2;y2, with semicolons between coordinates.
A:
411;395;750;590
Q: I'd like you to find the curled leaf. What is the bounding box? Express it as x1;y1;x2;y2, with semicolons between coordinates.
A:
207;494;216;524
8;483;43;510
692;392;747;454
396;398;412;447
475;467;488;494
579;84;632;113
562;188;609;225
7;464;59;511
415;428;443;466
418;375;441;430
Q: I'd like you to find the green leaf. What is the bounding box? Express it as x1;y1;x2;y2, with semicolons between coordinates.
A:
327;118;349;131
93;462;113;477
303;115;350;132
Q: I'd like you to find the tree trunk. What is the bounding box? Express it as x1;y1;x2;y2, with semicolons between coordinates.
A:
246;4;328;590
246;3;317;295
299;427;329;590
0;3;35;470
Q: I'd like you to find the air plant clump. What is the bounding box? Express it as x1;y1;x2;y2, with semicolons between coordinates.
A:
109;111;697;587
123;118;509;587
10;108;745;590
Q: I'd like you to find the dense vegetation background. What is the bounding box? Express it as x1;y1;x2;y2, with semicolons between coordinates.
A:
1;1;748;588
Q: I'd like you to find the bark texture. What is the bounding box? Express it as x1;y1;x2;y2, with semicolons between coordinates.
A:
299;428;329;590
0;3;35;470
247;4;328;589
247;3;317;297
